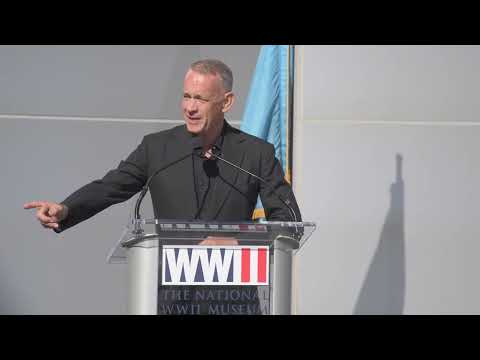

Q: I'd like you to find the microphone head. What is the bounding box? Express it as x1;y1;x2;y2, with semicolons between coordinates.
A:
211;145;221;156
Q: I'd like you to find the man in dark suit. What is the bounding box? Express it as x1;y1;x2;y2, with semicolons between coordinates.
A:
24;58;300;231
24;59;301;314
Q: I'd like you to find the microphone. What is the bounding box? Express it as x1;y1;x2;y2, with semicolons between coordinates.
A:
199;145;299;223
133;136;203;234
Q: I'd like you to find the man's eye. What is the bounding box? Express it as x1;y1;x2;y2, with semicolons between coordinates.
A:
183;95;209;103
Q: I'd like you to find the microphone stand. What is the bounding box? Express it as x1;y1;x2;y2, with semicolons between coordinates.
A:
132;152;194;236
205;147;299;223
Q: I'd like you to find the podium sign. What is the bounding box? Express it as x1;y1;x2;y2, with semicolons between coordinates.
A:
108;219;315;315
162;245;269;286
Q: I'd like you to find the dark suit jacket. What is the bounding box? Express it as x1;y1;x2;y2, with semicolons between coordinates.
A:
57;121;301;232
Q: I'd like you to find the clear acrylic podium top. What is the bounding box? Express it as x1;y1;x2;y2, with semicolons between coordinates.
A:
107;219;316;264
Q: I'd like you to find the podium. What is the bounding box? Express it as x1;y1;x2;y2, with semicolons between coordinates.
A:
108;219;316;315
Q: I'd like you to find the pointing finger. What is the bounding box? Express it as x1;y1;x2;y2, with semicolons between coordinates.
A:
24;201;45;209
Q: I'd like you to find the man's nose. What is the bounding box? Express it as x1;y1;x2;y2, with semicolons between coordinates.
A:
186;99;198;112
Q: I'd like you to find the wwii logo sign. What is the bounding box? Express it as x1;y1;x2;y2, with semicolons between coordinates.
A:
162;246;269;286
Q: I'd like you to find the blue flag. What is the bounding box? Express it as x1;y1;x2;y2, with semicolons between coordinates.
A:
240;45;291;220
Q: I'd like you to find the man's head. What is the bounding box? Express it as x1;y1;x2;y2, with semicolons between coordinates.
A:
182;59;235;143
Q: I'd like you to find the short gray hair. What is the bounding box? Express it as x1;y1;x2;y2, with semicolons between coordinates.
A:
190;59;233;92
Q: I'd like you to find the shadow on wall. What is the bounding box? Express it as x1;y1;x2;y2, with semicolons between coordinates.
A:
353;154;406;315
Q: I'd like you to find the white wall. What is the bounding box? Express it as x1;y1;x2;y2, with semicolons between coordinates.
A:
294;45;480;314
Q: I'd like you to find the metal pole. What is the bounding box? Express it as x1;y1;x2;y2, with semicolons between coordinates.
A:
287;45;295;186
127;240;158;314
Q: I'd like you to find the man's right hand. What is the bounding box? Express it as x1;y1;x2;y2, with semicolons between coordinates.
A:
23;201;68;230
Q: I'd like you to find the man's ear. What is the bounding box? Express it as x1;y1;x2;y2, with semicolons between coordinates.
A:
222;92;235;113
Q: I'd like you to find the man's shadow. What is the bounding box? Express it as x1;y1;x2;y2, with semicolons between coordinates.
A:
353;154;406;315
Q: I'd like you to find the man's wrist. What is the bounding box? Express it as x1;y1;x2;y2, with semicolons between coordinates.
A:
61;204;69;221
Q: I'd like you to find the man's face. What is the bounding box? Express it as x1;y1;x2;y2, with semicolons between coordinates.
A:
182;69;233;138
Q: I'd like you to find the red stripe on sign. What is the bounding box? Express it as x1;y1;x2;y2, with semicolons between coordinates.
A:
257;248;267;283
241;248;250;283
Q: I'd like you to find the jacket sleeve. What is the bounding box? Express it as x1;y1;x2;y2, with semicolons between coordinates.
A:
55;137;149;233
259;143;302;222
